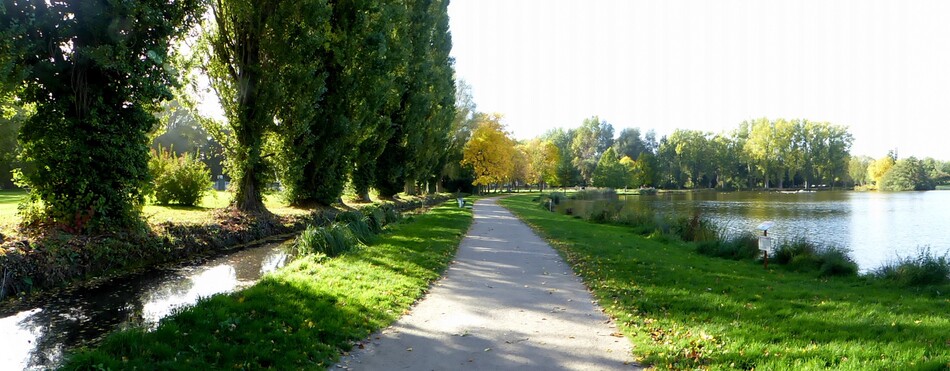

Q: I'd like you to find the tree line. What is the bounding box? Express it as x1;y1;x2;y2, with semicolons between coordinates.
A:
0;0;455;232
463;115;950;192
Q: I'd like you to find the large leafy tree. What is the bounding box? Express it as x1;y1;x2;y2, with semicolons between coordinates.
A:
2;0;203;231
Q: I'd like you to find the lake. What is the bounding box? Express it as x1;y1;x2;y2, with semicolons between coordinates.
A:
614;190;950;271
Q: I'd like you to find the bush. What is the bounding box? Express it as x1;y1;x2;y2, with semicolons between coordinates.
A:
292;223;359;258
773;237;815;265
817;247;859;277
148;146;211;206
872;247;950;286
383;205;400;224
669;213;717;243
335;211;375;244
773;237;858;277
361;206;387;233
697;232;760;260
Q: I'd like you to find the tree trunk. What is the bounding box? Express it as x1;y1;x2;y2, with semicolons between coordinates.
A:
234;171;266;213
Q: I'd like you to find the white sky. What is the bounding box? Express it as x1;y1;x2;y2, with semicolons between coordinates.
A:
448;0;950;159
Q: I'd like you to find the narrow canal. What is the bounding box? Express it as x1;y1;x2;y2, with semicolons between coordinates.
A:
0;238;294;370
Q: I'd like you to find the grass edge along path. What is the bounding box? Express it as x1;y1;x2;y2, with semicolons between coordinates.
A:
61;200;473;370
499;195;950;370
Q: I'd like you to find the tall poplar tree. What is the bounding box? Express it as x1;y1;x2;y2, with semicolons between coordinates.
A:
374;0;455;198
204;0;329;211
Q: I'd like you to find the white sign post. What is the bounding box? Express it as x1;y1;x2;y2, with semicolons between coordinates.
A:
757;221;774;269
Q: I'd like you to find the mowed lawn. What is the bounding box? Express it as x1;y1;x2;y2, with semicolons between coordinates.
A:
501;195;950;370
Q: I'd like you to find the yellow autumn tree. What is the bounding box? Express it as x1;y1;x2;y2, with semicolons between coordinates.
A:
461;113;515;191
867;154;896;190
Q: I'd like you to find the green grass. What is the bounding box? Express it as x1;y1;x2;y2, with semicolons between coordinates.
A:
0;190;308;229
0;189;26;234
500;195;950;370
61;200;473;369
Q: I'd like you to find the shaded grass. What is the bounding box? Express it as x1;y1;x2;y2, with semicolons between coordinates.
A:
500;195;950;370
61;200;473;369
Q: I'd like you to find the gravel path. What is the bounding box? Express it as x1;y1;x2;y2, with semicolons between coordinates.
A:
336;197;638;370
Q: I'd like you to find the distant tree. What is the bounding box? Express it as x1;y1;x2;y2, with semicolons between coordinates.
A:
436;79;479;195
662;129;714;188
522;139;560;191
151;100;225;178
744;118;782;189
543;128;580;187
591;148;626;189
0;96;28;189
867;155;896;190
571;116;614;185
880;157;935;191
613;127;648;160
461;114;515;191
848;156;873;187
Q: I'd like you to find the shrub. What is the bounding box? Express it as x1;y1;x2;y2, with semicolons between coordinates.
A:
383;205;400;224
697;232;760;260
872;247;950;286
335;211;375;244
148;146;211;206
361;206;387;233
292;223;359;258
773;237;858;277
817;246;859;277
668;213;717;243
773;237;816;265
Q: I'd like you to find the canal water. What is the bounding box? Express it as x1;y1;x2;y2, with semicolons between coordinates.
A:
0;239;293;370
611;190;950;271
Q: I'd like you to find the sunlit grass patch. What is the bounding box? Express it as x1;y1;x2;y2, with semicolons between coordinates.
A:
500;195;950;370
62;199;473;369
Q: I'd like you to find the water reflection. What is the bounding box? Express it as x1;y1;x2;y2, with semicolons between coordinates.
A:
610;191;950;270
0;240;292;370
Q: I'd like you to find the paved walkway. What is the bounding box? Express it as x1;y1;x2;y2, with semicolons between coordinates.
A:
337;197;637;370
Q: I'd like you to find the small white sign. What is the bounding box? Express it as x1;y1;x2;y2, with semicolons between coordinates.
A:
757;221;774;231
758;236;772;253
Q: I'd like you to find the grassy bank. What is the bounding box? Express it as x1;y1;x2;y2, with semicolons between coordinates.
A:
500;195;949;370
62;200;473;369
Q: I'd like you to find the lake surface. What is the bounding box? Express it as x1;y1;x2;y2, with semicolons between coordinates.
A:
617;190;950;271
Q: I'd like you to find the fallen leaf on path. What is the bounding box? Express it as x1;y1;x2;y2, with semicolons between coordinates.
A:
406;347;413;352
